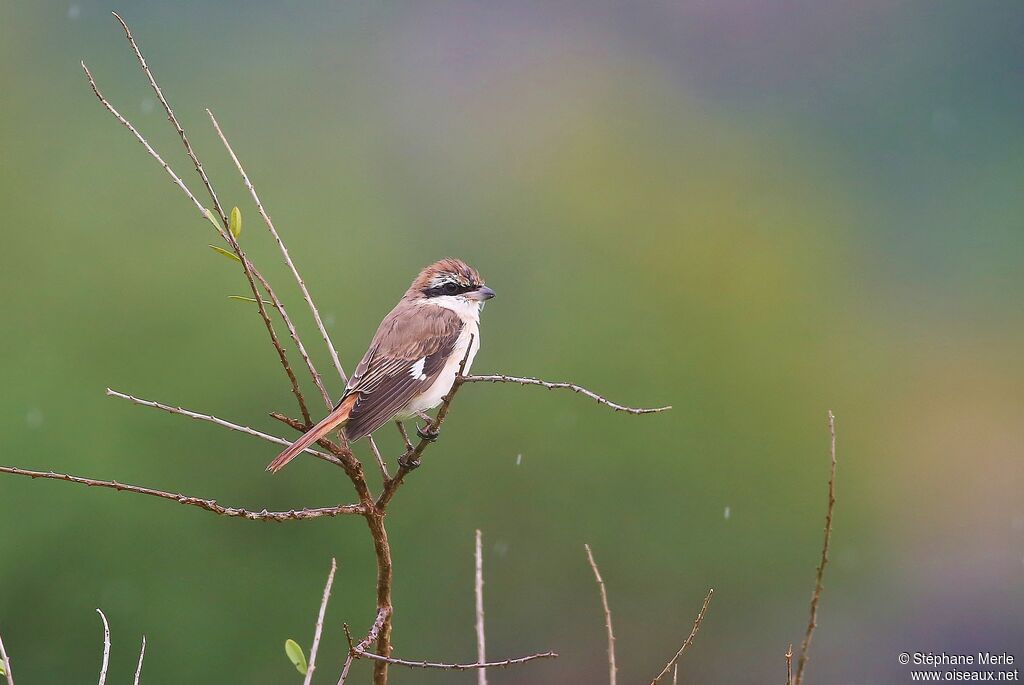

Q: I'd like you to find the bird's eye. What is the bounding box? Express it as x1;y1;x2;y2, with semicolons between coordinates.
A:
443;282;458;294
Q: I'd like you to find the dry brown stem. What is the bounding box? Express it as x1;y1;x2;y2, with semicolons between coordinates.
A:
650;588;714;684
584;544;617;685
785;643;793;685
133;636;146;685
794;411;838;685
461;375;671;414
0;466;362;521
304;558;337;685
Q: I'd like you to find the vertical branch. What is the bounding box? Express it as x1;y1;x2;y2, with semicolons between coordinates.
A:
0;628;14;685
304;558;337;685
475;529;487;685
785;643;793;685
95;609;111;685
794;411;838;685
133;636;147;685
584;544;616;685
205;109;349;386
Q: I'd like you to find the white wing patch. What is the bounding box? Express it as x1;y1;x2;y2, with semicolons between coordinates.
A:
409;356;427;381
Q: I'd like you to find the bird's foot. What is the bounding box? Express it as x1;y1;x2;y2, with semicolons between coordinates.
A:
416;423;440;442
398;453;421;470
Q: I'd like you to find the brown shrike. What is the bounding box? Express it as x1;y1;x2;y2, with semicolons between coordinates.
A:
267;258;494;472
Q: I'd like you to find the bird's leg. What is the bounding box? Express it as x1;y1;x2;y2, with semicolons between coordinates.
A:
395;421;413;451
415;410;440;442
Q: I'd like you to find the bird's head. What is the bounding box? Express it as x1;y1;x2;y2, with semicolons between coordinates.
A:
407;258;495;315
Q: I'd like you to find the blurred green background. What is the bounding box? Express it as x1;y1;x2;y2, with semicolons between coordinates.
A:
2;2;1022;683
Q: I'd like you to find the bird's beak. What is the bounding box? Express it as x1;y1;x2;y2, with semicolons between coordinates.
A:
470;286;496;301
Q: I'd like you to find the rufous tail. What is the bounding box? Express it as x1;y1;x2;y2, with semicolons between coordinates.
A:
266;395;357;473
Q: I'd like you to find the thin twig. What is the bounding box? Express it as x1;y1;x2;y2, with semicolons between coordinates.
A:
356;651;558;671
395;421;413;452
785;643;793;685
80;62;205;215
650;588;714;684
461;375;671;414
0;628;14;685
794;411;838;685
0;466;363;521
133;636;146;685
106;389;342;467
304;558;337;685
112;11;224;219
367;435;390;482
83;66;311;426
584;544;616;685
206;109;349;387
673;665;678;685
475;529;487;685
96;609;110;685
337;625;356;685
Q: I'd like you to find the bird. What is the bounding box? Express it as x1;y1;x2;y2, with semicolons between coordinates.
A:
266;257;495;473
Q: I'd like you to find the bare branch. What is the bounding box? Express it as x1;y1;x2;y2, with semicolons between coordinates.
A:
785;643;793;685
650;588;714;684
111;12;226;224
96;609;110;685
584;544;616;685
106;389;342;467
206;109;349;387
0;627;14;685
673;665;678;685
460;375;671;414
368;435;391;482
101;13;316;426
794;410;838;685
80;62;205;216
475;530;487;685
133;636;146;685
0;466;363;521
304;558;337;685
356;651;558;671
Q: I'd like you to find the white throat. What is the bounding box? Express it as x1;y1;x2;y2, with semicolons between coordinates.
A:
421;294;482;324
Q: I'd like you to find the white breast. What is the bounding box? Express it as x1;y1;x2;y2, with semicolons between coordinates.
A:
405;320;479;414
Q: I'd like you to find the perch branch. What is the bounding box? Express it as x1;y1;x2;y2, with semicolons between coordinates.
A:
96;609;110;685
356;651;558;671
650;588;714;684
133;636;146;685
475;529;487;685
0;628;13;685
794;410;837;685
304;558;336;685
376;338;475;509
0;467;363;521
461;375;671;414
584;544;617;685
107;389;342;467
206;109;348;388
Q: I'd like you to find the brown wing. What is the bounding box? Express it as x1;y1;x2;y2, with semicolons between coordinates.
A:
341;302;463;441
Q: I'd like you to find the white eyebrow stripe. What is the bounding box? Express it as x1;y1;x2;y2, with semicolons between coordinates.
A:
409;357;427;380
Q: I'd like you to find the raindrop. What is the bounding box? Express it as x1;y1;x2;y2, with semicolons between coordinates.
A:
723;506;731;520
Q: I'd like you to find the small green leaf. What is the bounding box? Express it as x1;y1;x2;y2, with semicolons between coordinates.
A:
228;295;272;306
204;208;222;232
284;639;307;675
229;206;242;238
208;245;241;262
0;662;6;676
